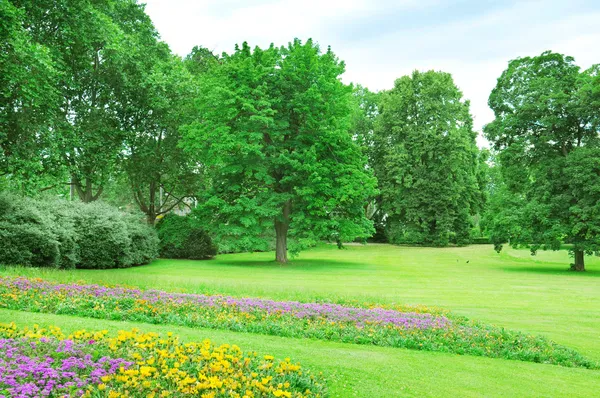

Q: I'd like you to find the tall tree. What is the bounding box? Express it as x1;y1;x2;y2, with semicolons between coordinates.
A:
0;1;59;192
485;51;600;271
374;70;483;246
182;39;377;263
12;0;160;201
184;45;219;76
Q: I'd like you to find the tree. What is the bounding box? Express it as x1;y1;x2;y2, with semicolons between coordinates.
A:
12;0;161;201
0;1;59;192
182;39;377;263
184;45;219;76
484;51;600;271
373;70;483;246
122;53;200;225
349;84;379;164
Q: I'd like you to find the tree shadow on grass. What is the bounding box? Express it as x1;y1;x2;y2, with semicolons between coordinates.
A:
501;266;600;277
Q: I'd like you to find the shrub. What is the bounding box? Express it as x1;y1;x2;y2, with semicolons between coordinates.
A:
125;214;159;265
156;214;217;259
0;193;62;268
0;193;158;269
0;222;60;268
70;202;133;269
471;236;491;244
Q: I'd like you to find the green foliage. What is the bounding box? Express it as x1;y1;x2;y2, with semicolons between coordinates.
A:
374;70;484;246
69;202;158;269
0;193;157;269
4;0;166;201
0;1;59;191
470;236;491;244
156;214;217;260
484;51;600;269
122;52;200;225
181;39;377;262
349;84;380;164
0;193;72;268
184;46;220;75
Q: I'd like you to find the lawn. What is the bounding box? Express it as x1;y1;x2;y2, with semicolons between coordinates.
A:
1;244;600;396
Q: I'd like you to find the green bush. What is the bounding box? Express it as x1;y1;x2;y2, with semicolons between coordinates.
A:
0;222;60;268
471;236;491;244
0;194;62;268
156;214;217;259
125;215;160;266
0;193;158;269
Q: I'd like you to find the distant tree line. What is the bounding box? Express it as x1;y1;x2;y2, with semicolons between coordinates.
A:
2;0;599;267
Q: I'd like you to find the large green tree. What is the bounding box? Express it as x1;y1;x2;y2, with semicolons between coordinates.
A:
374;70;483;246
0;1;59;192
11;0;160;201
484;51;600;271
182;39;377;263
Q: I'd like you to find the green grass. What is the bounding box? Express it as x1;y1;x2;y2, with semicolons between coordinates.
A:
2;244;600;396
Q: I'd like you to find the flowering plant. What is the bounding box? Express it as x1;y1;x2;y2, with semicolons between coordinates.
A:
0;323;326;398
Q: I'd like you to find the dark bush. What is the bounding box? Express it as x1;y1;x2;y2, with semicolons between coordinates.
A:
471;236;491;244
156;214;217;259
0;193;158;269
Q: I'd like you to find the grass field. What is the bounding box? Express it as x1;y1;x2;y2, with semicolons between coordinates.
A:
2;244;600;396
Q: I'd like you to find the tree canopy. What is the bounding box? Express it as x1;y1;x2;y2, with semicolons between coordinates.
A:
181;39;377;262
373;70;484;246
484;51;600;271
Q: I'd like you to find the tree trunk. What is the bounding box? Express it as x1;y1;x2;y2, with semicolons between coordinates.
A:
75;177;102;203
274;200;291;264
147;182;156;225
573;250;585;271
146;212;157;226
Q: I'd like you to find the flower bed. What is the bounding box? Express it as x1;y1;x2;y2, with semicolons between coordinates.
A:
0;323;326;397
0;277;596;368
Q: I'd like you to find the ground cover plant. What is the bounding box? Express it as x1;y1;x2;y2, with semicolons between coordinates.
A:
0;276;595;369
0;322;326;398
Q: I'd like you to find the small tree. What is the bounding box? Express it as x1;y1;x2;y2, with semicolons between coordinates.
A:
182;39;377;263
484;51;600;271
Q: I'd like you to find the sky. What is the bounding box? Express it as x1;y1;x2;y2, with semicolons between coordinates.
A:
142;0;600;146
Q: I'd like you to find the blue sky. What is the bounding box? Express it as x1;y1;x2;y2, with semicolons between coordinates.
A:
143;0;600;145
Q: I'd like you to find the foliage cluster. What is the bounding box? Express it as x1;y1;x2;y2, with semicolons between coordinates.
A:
373;71;484;246
0;322;327;398
0;193;157;269
0;277;595;368
156;214;217;260
483;51;600;270
182;40;378;263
